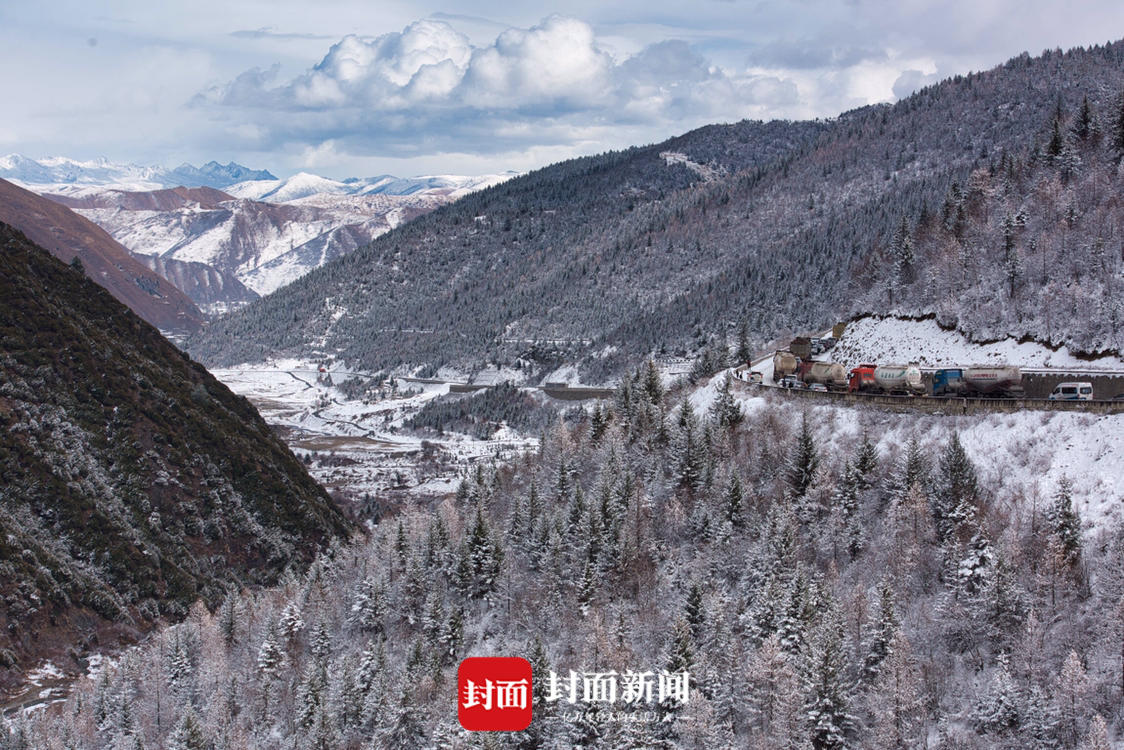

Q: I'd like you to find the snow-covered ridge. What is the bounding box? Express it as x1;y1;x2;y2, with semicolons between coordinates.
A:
832;316;1124;371
224;170;517;204
66;190;450;298
1;154;516;204
0;154;274;192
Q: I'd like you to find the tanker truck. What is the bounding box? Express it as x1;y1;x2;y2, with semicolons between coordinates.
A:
796;360;849;391
849;363;925;395
932;366;1023;397
772;350;798;383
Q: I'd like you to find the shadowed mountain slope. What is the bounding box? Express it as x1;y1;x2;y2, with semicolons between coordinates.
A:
0;224;350;691
0;179;204;334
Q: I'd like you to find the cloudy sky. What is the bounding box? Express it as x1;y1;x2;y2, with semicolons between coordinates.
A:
3;1;1123;178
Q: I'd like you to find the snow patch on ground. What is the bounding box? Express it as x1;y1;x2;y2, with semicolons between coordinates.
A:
688;369;771;420
542;364;581;385
834;317;1124;371
782;398;1124;537
469;365;526;386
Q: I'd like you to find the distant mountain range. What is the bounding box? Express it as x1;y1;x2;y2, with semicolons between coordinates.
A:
0;154;276;191
0;153;512;200
224;170;514;202
2;156;515;313
45;186;456;307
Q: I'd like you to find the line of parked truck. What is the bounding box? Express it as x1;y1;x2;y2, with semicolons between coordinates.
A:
770;350;1102;400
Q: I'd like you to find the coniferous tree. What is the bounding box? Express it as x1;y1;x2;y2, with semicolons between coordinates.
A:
166;629;193;695
394;520;409;571
1112;89;1124;159
666;618;694;675
957;527;994;596
710;375;743;430
590;403;608;442
832;461;863;559
723;473;745;529
676;399;704;492
863;580;898;682
641;358;663;405
736;320;753;364
1072;95;1094;141
279;600;305;643
786;413;819;502
805;611;855;750
379;688;428;750
890;435;928;505
167;708;208;750
218;594;239;648
257;622;286;680
853;433;878;491
1003;216;1021;298
932;432;978;540
777;570;813;656
440;607;464;664
296;661;328;731
1048;477;1082;563
460;508;504;600
1047;117;1065;158
350;577;385;634
892;217;915;286
685;582;705;640
974;653;1021;735
577;562;596;616
310;621;331;665
1022;684;1060;749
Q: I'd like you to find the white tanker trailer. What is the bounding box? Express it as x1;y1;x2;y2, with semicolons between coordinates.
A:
772;350;798;382
848;363;925;394
873;364;925;394
797;360;849;390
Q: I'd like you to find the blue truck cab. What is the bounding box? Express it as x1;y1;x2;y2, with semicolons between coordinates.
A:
932;368;964;396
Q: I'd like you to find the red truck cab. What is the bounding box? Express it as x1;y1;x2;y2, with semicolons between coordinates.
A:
848;364;877;393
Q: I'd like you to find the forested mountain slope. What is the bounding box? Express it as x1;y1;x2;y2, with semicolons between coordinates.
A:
187;118;825;371
0;225;349;691
190;42;1124;378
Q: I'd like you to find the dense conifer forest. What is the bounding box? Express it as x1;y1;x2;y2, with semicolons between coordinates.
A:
11;370;1124;748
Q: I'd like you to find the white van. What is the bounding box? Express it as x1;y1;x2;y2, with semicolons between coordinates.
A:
1048;382;1094;401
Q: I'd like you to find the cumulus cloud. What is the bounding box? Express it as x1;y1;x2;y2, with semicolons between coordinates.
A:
892;68;942;99
196;15;803;158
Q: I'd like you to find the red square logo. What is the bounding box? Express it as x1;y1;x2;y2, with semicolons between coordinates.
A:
457;657;533;731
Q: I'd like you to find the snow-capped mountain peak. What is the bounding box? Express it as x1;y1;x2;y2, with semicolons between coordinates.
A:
0;154;274;192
